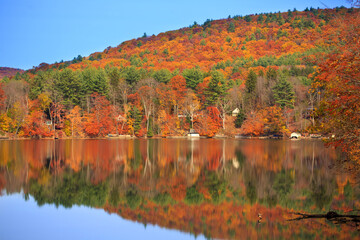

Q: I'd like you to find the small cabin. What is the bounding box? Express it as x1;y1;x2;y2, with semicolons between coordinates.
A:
232;108;240;117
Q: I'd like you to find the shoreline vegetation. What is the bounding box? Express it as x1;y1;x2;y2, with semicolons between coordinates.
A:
0;7;359;165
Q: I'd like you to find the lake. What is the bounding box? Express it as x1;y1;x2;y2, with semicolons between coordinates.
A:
0;139;359;239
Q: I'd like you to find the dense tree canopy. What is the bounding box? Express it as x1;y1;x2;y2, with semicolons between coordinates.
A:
313;12;360;163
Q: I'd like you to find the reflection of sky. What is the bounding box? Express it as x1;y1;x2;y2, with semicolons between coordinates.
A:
0;194;204;240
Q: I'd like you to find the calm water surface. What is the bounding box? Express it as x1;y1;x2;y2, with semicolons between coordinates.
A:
0;139;359;239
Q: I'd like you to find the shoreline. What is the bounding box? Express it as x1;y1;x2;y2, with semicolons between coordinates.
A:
0;135;326;141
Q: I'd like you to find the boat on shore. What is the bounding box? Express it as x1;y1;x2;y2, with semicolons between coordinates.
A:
187;129;200;138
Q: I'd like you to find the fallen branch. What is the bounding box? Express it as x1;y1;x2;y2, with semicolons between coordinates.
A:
288;211;360;227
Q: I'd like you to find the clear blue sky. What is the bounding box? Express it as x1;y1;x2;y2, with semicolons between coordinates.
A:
0;0;351;70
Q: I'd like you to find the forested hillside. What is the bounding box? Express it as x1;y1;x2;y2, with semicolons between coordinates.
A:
0;7;358;161
0;67;24;79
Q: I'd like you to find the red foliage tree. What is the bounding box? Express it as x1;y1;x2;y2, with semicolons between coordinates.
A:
169;75;187;115
0;83;5;111
195;107;222;137
314;14;360;163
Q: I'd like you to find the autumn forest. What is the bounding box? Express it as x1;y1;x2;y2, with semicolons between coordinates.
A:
0;7;359;163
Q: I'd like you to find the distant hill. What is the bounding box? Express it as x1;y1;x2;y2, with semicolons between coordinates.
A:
0;67;24;79
29;7;358;76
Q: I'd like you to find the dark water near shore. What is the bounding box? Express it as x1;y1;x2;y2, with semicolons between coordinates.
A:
0;139;359;239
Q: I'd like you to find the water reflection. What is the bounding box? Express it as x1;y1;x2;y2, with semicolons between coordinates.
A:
0;139;359;239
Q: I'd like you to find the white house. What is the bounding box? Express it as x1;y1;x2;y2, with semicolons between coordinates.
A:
232;108;240;117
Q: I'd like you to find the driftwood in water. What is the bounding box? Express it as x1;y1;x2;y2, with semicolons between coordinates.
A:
289;211;360;226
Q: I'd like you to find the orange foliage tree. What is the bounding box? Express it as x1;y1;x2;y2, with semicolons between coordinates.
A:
195;107;222;137
67;106;84;137
261;106;288;136
83;93;116;137
169;75;187;115
21;109;53;138
240;106;288;137
240;111;264;136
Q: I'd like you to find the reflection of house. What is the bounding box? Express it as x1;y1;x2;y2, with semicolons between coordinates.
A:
232;108;240;116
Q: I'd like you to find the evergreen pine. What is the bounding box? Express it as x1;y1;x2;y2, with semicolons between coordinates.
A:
245;70;257;93
228;22;235;32
147;117;154;138
235;109;246;128
272;78;295;109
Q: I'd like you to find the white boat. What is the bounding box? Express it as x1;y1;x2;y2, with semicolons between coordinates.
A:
290;132;301;139
187;129;200;138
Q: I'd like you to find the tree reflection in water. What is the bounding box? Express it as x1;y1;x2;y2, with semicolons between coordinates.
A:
0;139;359;239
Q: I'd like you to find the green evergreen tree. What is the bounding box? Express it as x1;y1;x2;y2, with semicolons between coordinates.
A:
244;15;252;22
245;69;257;93
14;72;21;80
152;69;171;84
162;48;169;56
129;106;142;136
205;70;226;106
107;67;120;89
272;78;295;109
287;9;293;18
147;116;153;138
81;68;96;96
56;68;82;107
124;66;141;86
203;19;212;29
182;68;204;90
2;76;9;83
76;55;83;62
234;109;246;128
29;71;47;99
81;68;109;97
228;21;235;32
95;69;109;96
266;68;277;82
